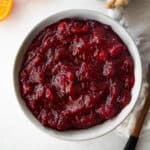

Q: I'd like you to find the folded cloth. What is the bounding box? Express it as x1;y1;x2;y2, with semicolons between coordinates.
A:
107;0;150;137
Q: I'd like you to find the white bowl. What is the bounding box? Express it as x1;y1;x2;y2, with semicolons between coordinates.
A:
13;9;142;141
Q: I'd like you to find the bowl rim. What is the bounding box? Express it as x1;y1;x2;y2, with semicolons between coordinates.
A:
13;9;142;141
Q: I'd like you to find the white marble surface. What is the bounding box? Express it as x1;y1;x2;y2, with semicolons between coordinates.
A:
0;0;150;150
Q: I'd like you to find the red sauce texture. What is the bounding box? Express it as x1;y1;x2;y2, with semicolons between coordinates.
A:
19;18;134;130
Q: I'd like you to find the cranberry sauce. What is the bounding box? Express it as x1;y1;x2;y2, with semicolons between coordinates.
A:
19;18;134;131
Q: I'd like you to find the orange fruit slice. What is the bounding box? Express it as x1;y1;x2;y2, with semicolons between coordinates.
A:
0;0;13;21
